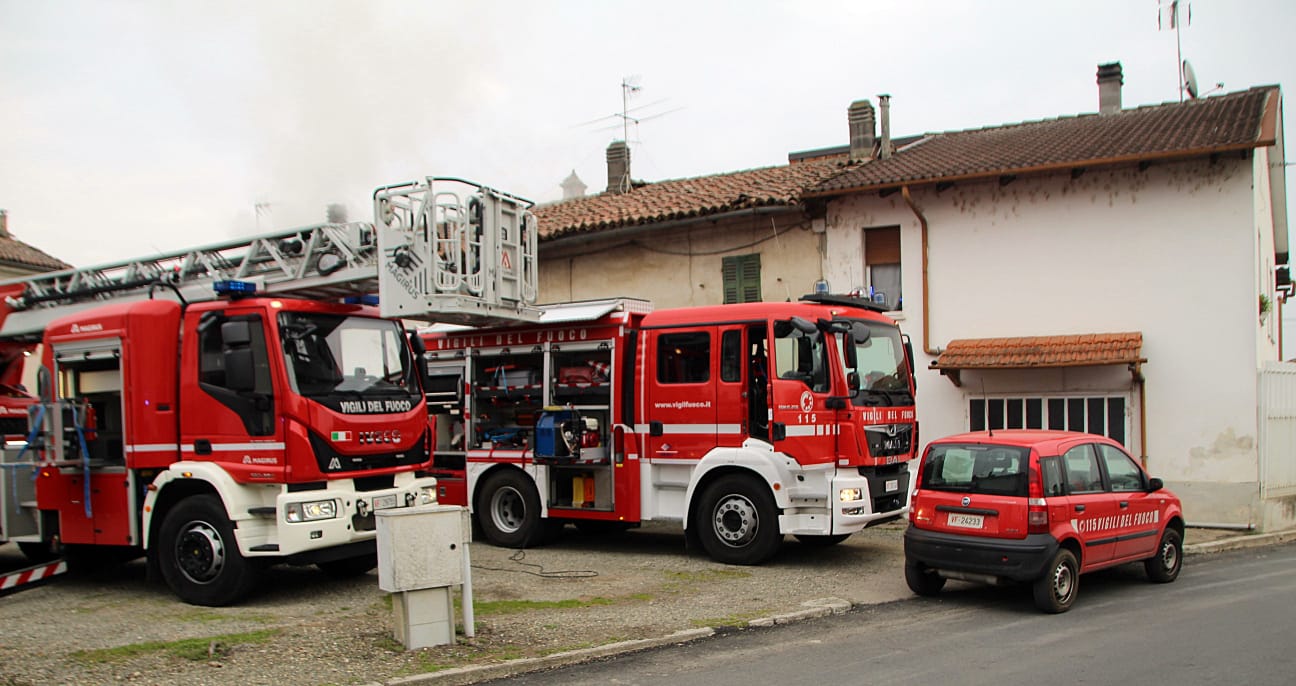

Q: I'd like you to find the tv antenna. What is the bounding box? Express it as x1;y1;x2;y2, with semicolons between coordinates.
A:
572;78;683;144
1158;1;1197;101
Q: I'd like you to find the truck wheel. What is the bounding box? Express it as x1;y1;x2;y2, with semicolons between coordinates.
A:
904;559;946;596
695;474;782;565
157;495;261;606
1144;528;1182;583
477;470;546;548
317;554;377;579
1033;548;1079;613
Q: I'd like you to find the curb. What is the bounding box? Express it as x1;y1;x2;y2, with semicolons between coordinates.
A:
380;628;715;686
1184;530;1296;555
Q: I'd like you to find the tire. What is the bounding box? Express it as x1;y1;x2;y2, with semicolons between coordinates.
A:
317;554;377;579
794;533;851;547
1033;548;1079;613
476;470;546;548
904;559;946;596
156;495;261;606
1144;528;1183;583
694;474;782;565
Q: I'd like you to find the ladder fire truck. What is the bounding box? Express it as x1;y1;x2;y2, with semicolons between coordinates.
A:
421;294;919;564
0;177;539;605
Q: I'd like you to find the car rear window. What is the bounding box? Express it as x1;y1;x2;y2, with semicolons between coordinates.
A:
920;444;1031;496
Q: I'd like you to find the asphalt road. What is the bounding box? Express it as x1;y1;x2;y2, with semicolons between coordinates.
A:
493;542;1296;686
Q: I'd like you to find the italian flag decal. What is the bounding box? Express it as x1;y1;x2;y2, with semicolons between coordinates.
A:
331;431;352;442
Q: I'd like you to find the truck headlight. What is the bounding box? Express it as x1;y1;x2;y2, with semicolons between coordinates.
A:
286;499;337;523
419;485;437;505
839;487;863;503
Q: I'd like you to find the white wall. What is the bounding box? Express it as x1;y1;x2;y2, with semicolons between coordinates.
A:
825;157;1267;524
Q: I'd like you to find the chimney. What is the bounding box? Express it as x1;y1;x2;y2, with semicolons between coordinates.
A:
878;94;893;160
606;141;631;194
1097;62;1123;115
325;203;348;223
561;169;587;200
848;99;876;163
0;209;8;239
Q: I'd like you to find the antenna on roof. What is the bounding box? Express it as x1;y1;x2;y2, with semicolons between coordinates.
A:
1158;1;1192;101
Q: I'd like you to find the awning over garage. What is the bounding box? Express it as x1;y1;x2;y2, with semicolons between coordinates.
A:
930;332;1145;386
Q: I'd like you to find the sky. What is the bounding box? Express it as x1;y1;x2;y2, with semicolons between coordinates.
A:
2;1;1293;269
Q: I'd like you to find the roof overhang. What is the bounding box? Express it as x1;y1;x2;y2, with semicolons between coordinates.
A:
930;332;1146;387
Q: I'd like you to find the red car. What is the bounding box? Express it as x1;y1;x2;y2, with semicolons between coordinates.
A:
904;430;1184;613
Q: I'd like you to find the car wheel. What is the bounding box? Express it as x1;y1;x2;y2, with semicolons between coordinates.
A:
694;474;782;565
905;559;946;596
157;495;261;606
1144;528;1182;583
476;469;546;548
1033;548;1079;613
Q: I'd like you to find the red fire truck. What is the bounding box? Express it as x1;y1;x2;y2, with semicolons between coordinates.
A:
422;294;919;564
0;177;540;604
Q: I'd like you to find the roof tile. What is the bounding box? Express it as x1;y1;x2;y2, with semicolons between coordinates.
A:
932;332;1145;369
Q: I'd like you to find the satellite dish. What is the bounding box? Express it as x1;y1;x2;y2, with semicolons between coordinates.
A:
1183;60;1199;99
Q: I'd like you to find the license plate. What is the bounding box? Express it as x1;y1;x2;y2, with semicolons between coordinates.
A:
372;494;398;511
947;513;984;529
885;479;899;493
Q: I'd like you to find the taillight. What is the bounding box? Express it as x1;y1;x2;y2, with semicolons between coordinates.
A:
1027;461;1048;534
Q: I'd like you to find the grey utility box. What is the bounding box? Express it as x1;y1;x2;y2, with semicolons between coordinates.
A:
376;504;469;648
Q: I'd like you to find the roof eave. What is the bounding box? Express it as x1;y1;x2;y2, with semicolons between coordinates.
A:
803;141;1274;200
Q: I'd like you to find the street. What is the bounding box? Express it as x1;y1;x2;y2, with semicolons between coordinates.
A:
493;542;1296;685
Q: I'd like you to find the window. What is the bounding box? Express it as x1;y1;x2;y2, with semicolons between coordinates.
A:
969;395;1128;446
918;444;1030;496
1097;444;1145;492
657;332;710;384
1062;444;1104;494
197;313;274;436
864;226;902;311
722;254;761;304
720;330;742;383
773;320;829;393
1040;456;1066;497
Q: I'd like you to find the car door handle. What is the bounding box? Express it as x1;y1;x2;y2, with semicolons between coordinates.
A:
1073;504;1086;512
1119;501;1129;509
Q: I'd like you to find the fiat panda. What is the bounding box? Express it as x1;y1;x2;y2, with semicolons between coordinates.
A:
903;430;1184;613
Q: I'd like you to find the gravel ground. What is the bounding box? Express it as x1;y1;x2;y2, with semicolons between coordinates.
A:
0;522;912;686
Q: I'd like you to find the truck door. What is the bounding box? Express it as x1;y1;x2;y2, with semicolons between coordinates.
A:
716;327;747;447
768;318;835;466
644;327;717;461
179;311;285;481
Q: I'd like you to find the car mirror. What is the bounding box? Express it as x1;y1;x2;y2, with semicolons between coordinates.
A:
1147;476;1164;492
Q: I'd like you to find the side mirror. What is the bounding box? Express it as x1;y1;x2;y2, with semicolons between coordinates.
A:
224;348;257;392
1147;477;1164;492
851;321;871;344
36;366;52;403
846;370;860;392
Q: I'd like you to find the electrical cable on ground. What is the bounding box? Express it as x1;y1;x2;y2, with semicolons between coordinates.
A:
471;549;599;579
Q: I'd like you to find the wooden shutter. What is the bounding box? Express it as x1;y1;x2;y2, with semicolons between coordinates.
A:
722;254;761;304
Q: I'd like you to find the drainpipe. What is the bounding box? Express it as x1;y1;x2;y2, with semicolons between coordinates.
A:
900;186;937;355
1131;361;1149;468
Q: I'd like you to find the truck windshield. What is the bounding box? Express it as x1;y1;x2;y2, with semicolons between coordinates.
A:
278;312;418;399
834;320;913;407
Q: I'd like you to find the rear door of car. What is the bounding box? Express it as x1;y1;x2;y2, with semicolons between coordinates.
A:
1060;442;1116;566
915;443;1030;539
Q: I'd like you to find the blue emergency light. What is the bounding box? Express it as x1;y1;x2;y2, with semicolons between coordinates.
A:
214;280;258;297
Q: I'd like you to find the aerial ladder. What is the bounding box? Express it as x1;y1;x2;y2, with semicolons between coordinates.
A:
0;177;540;600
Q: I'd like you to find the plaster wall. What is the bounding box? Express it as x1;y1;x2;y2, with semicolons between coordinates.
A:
538;212;822;309
825;157;1267;524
